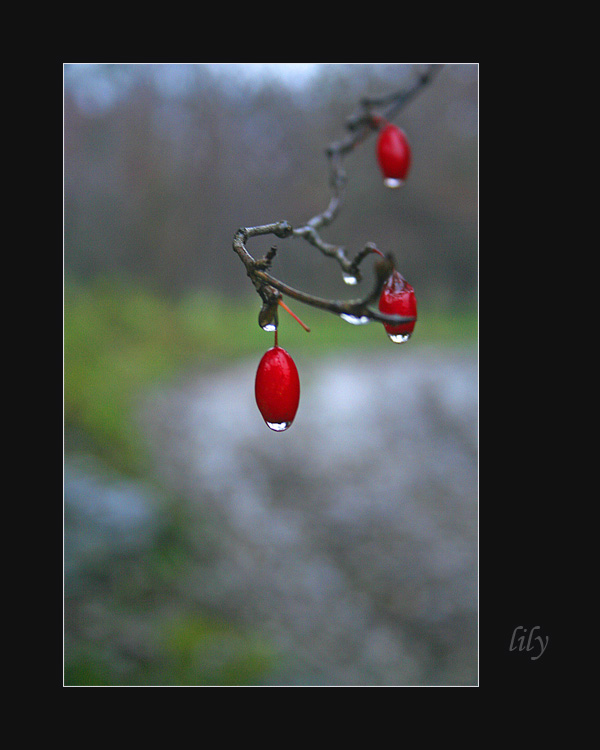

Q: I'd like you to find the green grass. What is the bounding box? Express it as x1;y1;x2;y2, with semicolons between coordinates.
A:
64;276;476;473
64;277;261;472
64;276;476;685
64;609;275;686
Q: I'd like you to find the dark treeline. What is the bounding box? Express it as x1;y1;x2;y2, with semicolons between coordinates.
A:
64;63;477;307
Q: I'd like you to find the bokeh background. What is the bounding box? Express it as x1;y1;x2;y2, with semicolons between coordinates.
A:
64;62;478;686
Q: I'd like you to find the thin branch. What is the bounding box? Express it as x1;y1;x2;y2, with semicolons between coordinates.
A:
232;64;443;328
253;253;415;326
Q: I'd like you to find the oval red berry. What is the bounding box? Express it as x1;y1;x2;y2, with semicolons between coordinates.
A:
376;124;412;187
255;346;300;431
378;270;417;343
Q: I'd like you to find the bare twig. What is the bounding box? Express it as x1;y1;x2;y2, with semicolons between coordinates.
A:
232;64;443;329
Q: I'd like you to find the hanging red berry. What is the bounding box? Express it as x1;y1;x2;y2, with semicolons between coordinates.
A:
378;269;417;343
255;345;301;431
376;123;412;187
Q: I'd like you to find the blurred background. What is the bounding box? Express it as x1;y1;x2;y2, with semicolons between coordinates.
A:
64;62;478;685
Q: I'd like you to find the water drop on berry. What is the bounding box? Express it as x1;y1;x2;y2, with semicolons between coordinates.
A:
383;177;404;189
387;332;412;344
265;420;292;432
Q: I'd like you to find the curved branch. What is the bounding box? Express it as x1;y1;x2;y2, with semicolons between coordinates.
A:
253;257;415;326
234;226;414;327
231;65;443;327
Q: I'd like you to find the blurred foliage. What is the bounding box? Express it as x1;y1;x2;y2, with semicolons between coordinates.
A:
64;275;259;474
64;276;476;475
65;607;274;686
156;615;273;686
64;474;276;686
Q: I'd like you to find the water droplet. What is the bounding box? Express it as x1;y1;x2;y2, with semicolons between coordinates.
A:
342;272;358;285
266;420;292;432
258;302;278;331
384;177;404;188
388;332;412;344
340;313;371;325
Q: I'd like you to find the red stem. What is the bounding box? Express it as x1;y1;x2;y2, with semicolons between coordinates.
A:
278;299;311;332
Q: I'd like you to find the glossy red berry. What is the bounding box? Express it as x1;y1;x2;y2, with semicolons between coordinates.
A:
255;346;300;431
378;270;417;343
376;123;412;187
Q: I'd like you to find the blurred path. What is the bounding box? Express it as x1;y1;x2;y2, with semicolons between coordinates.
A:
140;344;478;685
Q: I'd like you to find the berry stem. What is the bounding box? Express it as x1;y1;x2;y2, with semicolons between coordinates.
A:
278;299;311;332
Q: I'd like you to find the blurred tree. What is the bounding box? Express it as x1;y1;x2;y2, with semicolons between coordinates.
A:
64;63;477;306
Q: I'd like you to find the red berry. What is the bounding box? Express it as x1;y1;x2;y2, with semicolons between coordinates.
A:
378;270;417;343
255;346;300;431
376;124;412;187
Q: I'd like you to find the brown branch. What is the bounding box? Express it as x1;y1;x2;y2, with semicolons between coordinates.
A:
232;64;443;328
